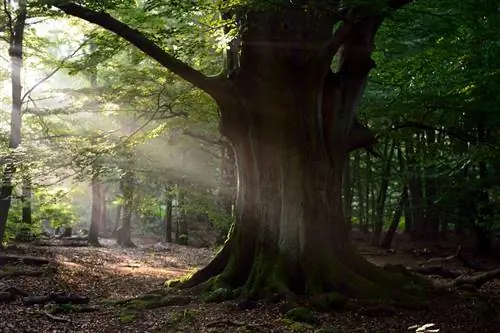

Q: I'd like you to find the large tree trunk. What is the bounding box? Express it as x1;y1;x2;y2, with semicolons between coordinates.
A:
182;9;416;299
21;169;32;225
55;1;418;300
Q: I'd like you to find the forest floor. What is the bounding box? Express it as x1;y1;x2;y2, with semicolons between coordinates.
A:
1;236;500;333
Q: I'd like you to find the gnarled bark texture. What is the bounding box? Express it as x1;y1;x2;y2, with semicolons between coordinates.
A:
182;8;414;299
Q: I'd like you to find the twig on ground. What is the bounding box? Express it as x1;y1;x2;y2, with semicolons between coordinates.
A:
42;310;70;323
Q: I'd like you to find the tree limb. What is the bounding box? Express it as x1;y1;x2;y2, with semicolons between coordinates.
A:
388;0;413;9
52;2;228;99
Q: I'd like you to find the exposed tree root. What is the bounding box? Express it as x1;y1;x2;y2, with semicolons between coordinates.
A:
179;240;426;305
445;268;500;289
0;269;49;278
415;246;500;289
180;236;233;289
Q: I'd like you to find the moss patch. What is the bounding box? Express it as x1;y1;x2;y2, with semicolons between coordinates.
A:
279;318;316;332
119;309;138;324
203;287;234;303
284;307;317;325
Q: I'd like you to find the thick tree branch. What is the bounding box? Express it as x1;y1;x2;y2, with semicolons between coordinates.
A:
316;21;351;76
53;2;228;99
388;0;413;9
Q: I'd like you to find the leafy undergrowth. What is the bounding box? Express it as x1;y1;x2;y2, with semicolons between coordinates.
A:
1;238;499;333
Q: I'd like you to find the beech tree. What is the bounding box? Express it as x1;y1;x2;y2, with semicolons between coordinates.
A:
48;0;416;298
0;0;27;243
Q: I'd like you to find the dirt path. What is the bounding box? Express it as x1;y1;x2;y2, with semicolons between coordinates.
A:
1;239;499;333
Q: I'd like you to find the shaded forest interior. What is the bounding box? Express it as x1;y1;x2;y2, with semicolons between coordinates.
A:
1;0;500;332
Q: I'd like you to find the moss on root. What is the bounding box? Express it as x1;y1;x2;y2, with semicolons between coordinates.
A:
105;293;192;310
173;238;431;306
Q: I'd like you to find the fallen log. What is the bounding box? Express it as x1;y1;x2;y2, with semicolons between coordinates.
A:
23;292;89;306
0;255;50;266
0;286;29;303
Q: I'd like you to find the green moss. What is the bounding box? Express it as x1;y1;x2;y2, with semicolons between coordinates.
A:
241;246;292;297
280;318;316;331
119;309;138;324
123;294;192;309
284;307;317;325
49;303;75;314
203;287;234;303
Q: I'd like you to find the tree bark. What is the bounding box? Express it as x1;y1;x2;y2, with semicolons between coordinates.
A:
88;174;101;245
175;186;188;245
0;1;27;243
181;9;417;299
371;140;395;245
113;204;122;235
117;160;135;248
380;187;407;249
162;183;173;243
343;155;353;229
99;187;107;232
21;169;32;224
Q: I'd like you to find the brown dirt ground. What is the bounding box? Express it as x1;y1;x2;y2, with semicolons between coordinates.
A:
1;236;499;333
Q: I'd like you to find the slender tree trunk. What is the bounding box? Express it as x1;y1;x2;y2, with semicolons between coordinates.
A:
176;186;188;245
424;130;439;240
406;138;425;239
113;204;122;235
380;187;407;249
474;122;492;254
118;158;135;248
162;183;173;243
88;174;101;245
99;186;107;233
0;1;27;244
371;140;395;245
